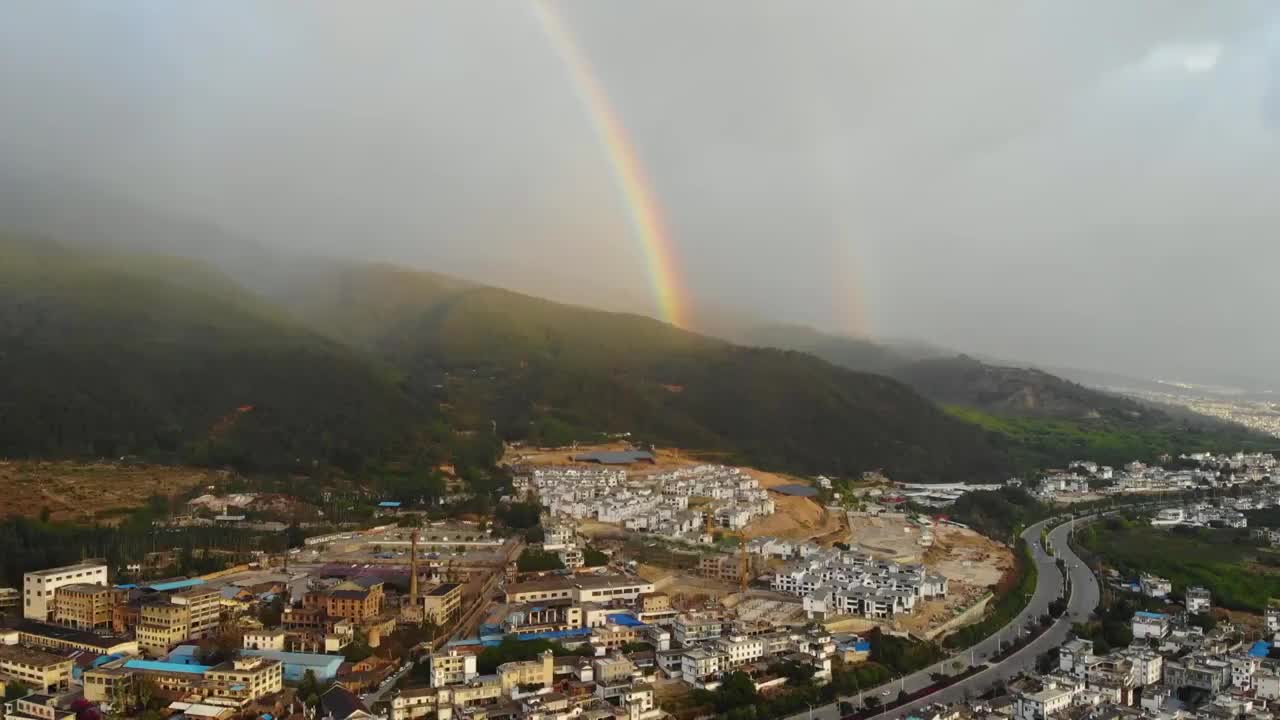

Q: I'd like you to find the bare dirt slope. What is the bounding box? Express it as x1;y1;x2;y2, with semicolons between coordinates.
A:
0;460;225;523
742;469;842;542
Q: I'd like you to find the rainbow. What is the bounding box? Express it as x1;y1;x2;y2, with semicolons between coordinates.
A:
531;1;692;328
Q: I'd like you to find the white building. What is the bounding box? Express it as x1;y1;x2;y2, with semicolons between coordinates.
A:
1186;586;1211;614
1015;687;1074;720
1139;575;1172;599
716;635;764;667
23;562;108;621
1131;612;1171;640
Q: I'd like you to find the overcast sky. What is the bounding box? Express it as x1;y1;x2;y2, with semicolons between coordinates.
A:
3;2;1279;385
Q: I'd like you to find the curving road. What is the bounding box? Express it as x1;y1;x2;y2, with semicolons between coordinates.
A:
788;516;1100;720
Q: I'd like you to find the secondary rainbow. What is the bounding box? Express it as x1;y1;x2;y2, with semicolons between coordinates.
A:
531;1;692;328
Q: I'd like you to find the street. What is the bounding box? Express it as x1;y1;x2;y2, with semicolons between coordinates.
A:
787;515;1100;720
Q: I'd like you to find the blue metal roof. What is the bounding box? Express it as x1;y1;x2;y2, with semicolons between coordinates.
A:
1252;641;1272;657
606;613;646;628
480;628;593;646
125;660;212;675
772;484;820;497
378;501;402;508
572;450;655;465
146;578;207;592
1134;611;1168;619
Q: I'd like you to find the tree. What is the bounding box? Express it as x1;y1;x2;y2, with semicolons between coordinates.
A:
344;630;373;663
517;549;564;573
258;595;285;627
712;672;759;713
296;669;321;707
5;681;30;700
285;524;307;548
1188;612;1218;632
497;502;542;530
583;547;609;567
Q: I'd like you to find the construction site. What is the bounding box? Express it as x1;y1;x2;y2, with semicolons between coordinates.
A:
513;444;1013;641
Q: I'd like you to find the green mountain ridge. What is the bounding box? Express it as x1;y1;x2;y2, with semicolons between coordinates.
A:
743;323;1271;469
267;263;1015;481
0;237;430;471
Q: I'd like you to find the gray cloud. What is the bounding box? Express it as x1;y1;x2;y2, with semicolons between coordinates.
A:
2;1;1278;384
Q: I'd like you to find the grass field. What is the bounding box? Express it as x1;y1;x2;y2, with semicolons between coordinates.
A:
1080;517;1280;611
947;407;1270;471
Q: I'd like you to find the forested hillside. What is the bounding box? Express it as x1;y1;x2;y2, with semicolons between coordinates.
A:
0;237;440;472
266;263;1016;481
743;324;1270;471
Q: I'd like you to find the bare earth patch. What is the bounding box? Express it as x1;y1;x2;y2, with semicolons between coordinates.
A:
0;460;227;524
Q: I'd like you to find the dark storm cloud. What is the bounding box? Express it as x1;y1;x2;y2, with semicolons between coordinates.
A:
2;1;1278;384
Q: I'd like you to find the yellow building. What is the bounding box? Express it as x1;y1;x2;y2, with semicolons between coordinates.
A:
498;650;553;694
53;583;116;630
171;587;222;640
421;583;463;626
428;649;477;688
82;666;133;704
0;645;74;693
205;657;284;701
137;601;191;656
16;619;139;656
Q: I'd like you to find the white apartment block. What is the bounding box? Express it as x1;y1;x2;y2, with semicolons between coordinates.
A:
715;635;764;666
773;549;946;620
533;464;775;537
23;562;108;621
1015;687;1074;720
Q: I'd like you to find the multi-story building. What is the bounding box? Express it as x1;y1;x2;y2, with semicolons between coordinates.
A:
23;562;108;621
1059;638;1093;677
317;579;384;622
1014;687;1073;720
0;645;74;693
699;554;745;583
593;655;637;686
716;635;765;666
673;613;724;646
497;650;554;694
112;601;141;634
243;629;287;651
1139;574;1172;598
205;656;284;701
637;592;677;624
503;575;655;605
52;583;116;630
680;647;729;688
171;586;222;640
429;649;478;688
1267;603;1280;636
1164;657;1231;693
14;619;139;656
1131;611;1170;640
500;600;583;635
558;545;585;570
1186;586;1212;614
421;583;463;626
0;587;20;616
137;600;191;656
5;693;76;720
